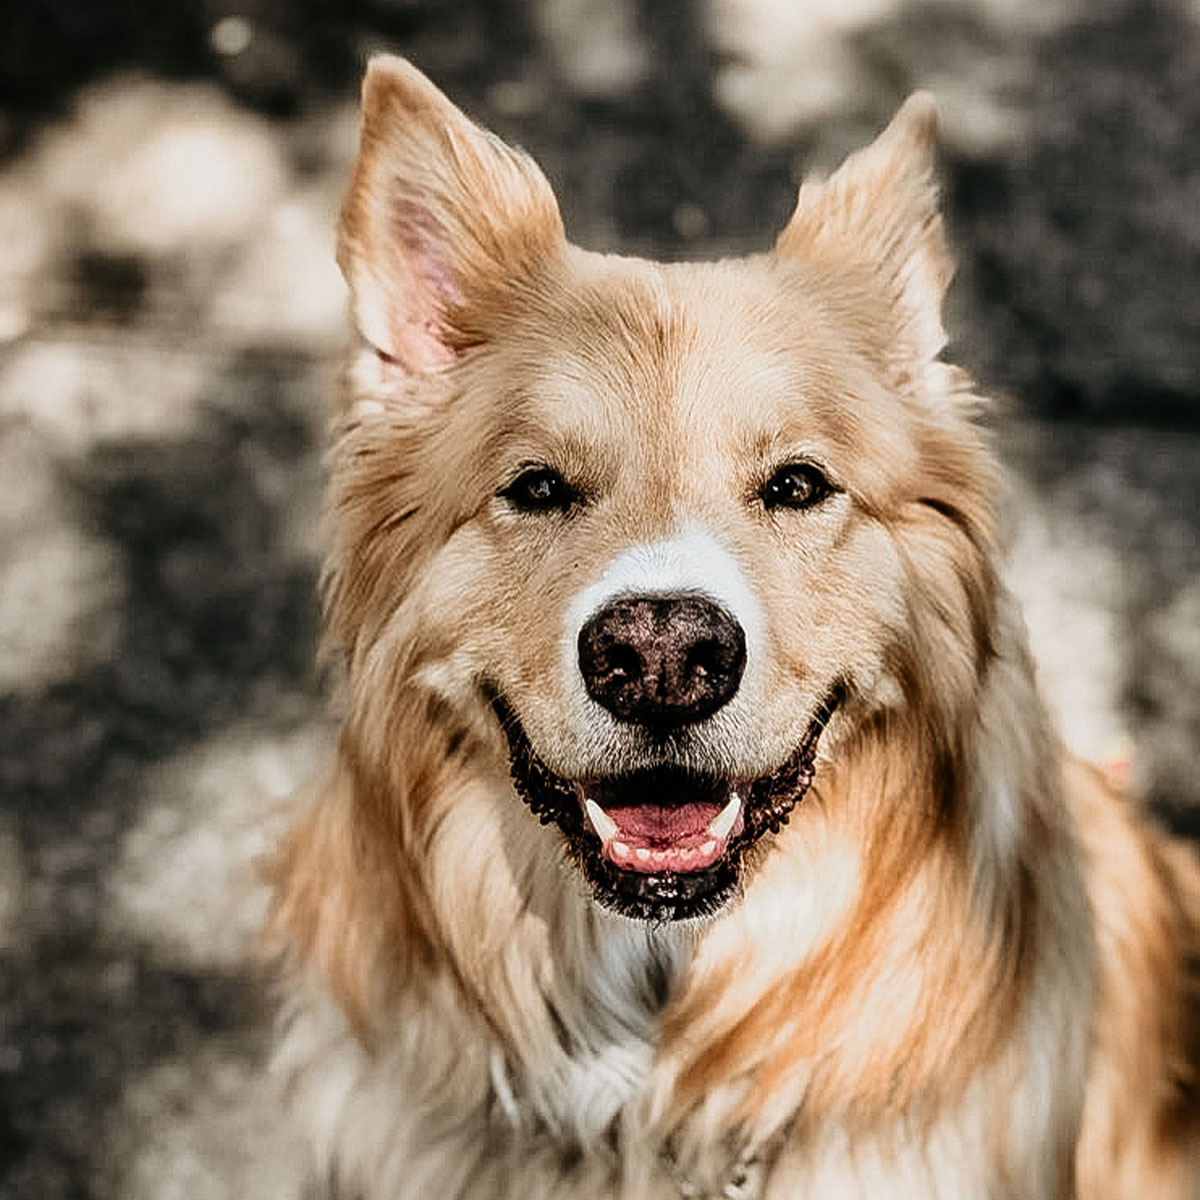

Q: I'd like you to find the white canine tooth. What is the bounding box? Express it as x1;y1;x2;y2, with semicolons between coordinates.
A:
700;839;717;857
707;790;742;842
585;798;618;843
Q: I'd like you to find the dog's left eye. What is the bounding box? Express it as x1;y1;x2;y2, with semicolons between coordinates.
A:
500;466;576;513
760;462;833;510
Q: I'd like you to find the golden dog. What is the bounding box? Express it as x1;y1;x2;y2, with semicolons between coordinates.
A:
268;57;1200;1198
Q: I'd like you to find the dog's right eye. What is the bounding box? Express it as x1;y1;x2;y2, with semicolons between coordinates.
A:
499;467;576;513
759;462;834;511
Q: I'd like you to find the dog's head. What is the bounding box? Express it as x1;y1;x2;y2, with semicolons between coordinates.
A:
329;58;996;922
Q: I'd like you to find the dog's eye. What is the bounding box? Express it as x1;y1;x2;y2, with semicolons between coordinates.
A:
500;466;576;513
760;463;832;511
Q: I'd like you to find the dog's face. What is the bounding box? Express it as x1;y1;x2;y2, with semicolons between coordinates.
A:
331;59;994;921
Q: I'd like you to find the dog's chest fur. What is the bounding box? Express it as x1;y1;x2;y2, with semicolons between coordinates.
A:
275;870;1073;1200
277;981;1050;1200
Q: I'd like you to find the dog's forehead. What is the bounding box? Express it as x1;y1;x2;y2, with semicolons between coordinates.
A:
438;246;930;547
493;252;911;477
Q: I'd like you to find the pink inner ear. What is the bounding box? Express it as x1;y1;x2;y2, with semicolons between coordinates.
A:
388;199;465;372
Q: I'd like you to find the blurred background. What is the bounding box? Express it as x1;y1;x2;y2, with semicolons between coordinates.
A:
0;0;1198;1195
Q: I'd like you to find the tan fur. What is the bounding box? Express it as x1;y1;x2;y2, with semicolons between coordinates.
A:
267;56;1200;1199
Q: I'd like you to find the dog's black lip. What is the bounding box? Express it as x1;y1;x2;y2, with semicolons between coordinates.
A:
487;685;842;922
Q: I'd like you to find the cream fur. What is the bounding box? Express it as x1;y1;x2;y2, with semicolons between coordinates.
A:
266;56;1200;1200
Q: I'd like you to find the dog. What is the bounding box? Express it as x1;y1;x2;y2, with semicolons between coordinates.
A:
267;56;1200;1199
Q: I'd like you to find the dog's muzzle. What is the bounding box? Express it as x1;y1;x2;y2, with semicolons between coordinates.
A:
489;593;839;921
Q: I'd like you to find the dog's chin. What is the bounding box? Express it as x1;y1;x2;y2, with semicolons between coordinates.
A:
490;693;839;923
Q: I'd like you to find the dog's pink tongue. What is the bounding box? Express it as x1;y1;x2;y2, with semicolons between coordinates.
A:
608;803;720;847
601;802;729;874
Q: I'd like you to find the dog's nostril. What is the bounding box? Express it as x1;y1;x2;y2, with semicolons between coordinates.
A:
601;644;641;684
685;639;725;683
577;595;746;728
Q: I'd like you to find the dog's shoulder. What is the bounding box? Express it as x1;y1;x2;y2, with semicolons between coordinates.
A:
1067;757;1200;1193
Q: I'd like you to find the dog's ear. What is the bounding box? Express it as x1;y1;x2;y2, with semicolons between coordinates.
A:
775;93;951;373
339;56;564;373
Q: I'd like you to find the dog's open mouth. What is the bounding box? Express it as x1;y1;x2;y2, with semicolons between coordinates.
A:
490;692;839;921
580;771;744;875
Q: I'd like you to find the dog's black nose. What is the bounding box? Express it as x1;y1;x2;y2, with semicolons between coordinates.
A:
577;594;746;728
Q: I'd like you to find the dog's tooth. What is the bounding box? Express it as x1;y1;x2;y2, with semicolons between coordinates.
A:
707;791;742;842
636;848;652;863
584;798;618;844
701;839;717;857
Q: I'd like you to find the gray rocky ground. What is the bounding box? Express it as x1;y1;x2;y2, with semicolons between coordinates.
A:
0;0;1197;1195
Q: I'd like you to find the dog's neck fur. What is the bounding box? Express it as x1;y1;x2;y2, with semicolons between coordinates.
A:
271;582;1092;1197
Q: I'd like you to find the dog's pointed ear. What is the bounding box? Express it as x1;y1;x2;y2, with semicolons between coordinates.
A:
775;93;952;372
339;56;564;373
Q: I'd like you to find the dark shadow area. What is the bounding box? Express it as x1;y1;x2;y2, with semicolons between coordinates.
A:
597;0;797;254
0;351;323;1197
930;0;1200;423
0;0;535;155
69;252;151;326
0;945;265;1200
0;351;321;838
